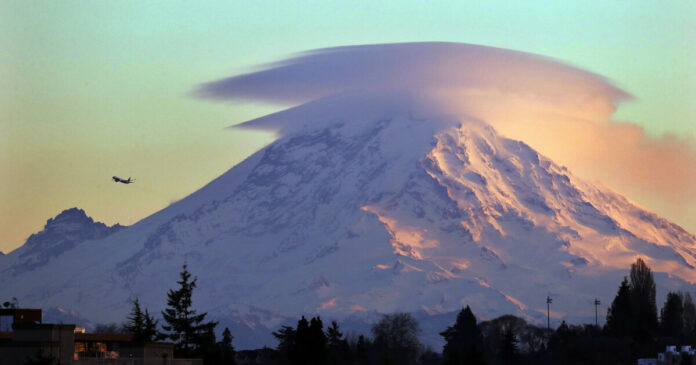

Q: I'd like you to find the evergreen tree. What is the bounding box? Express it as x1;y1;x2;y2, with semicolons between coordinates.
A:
161;263;218;357
218;327;236;365
308;316;327;365
142;308;160;341
661;292;684;337
440;305;486;365
272;325;296;361
500;326;519;364
629;258;658;341
124;299;160;342
354;335;370;365
198;326;220;364
605;277;633;337
124;298;144;337
326;321;350;364
326;320;343;348
292;316;311;365
547;320;572;360
683;293;696;336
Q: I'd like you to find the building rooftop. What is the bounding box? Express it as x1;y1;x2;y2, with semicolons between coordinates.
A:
75;332;134;342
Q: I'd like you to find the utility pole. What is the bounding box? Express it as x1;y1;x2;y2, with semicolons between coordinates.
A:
546;296;553;330
594;298;601;326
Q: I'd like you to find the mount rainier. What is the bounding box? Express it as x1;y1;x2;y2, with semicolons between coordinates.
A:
2;44;695;349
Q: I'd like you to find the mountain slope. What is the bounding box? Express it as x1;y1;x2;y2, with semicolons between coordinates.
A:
1;94;694;349
1;208;123;276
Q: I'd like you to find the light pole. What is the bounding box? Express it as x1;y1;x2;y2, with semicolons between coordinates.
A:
546;296;553;330
594;298;601;326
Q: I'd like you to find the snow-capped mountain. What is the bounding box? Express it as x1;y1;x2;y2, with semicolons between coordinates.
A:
1;208;123;276
1;93;695;349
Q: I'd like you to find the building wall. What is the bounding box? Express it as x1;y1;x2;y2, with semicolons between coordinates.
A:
10;324;75;364
0;342;61;365
1;320;178;364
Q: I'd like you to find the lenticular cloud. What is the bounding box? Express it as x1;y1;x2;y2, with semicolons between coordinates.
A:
198;42;629;110
198;42;696;235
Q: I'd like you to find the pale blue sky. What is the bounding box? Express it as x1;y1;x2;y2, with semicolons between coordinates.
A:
1;1;694;252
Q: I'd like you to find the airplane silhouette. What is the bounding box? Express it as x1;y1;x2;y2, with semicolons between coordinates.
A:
112;176;135;184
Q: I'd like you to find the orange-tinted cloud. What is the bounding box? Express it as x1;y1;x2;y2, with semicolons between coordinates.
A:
438;89;696;232
198;42;696;234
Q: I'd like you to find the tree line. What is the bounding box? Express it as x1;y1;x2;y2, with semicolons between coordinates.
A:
235;258;695;365
106;258;690;364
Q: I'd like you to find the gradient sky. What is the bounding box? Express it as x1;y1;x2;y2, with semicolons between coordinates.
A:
1;1;694;253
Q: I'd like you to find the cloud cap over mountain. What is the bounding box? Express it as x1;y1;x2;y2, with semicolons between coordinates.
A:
198;42;630;111
198;42;696;235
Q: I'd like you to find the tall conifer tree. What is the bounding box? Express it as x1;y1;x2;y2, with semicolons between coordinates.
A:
683;293;696;336
273;325;296;360
661;292;685;337
124;298;144;338
308;317;327;365
629;258;658;341
161;263;218;357
354;335;369;364
326;320;349;364
218;327;236;365
440;305;486;365
605;277;633;337
124;298;160;342
292;316;311;365
142;308;160;342
326;321;343;347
